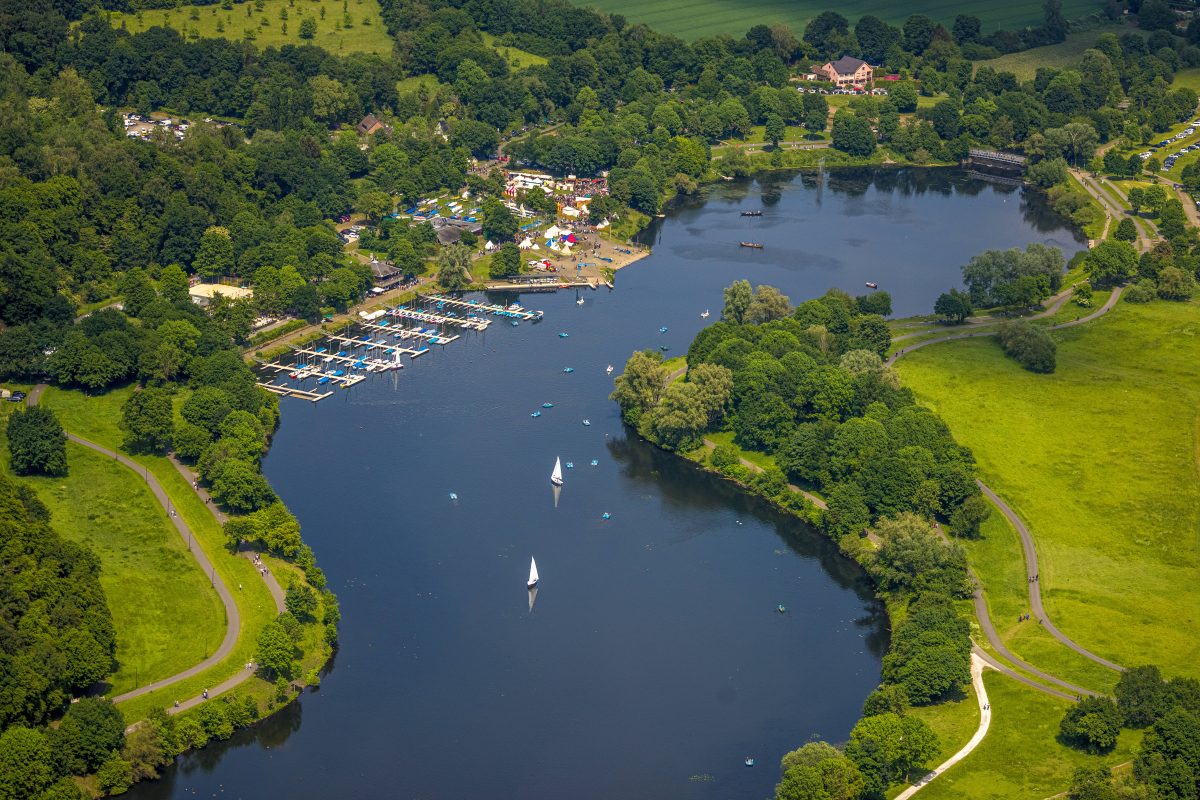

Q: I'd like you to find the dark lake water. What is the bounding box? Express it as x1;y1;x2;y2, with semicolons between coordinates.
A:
127;169;1083;800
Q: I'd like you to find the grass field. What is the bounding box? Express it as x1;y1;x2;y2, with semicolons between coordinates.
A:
481;32;548;68
575;0;1104;41
41;386;282;722
18;444;226;695
0;400;226;696
977;21;1138;79
104;0;391;56
896;299;1200;680
916;673;1140;799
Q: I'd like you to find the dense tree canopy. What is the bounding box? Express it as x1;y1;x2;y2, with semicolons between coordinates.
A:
0;475;115;730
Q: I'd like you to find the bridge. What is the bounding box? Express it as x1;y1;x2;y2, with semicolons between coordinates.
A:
967;149;1028;172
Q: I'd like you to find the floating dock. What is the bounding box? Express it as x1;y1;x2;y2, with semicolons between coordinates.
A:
358;319;459;346
320;334;426;360
421;294;544;321
389;305;490;330
256;382;334;402
258;359;367;389
257;291;548;402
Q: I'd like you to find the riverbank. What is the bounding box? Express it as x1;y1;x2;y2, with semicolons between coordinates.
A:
29;384;336;795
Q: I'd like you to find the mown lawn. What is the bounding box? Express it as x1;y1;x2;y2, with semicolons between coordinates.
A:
102;0;391;56
575;0;1103;41
976;21;1140;80
916;672;1140;799
41;385;283;722
896;299;1200;680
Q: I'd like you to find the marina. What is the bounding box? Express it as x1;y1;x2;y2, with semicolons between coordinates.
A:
357;319;460;346
389;305;492;330
320;334;427;360
421;294;545;320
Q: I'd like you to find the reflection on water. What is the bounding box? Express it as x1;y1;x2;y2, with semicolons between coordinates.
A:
126;167;1081;800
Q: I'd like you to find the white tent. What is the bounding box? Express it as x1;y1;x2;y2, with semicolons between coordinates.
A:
548;241;561;252
561;206;581;218
544;224;563;239
596;220;610;229
518;237;534;249
484;240;496;251
561;244;573;256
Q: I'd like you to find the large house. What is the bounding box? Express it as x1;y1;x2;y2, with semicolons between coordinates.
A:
819;56;874;88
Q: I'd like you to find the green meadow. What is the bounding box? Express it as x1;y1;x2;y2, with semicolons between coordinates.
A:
977;21;1139;79
915;673;1140;799
104;0;391;56
0;401;225;695
897;299;1200;681
575;0;1104;42
41;386;282;722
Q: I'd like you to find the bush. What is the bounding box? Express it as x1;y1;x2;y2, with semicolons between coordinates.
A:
949;494;990;538
1156;266;1196;300
997;319;1056;373
96;751;133;795
1060;696;1122;752
862;684;910;717
1123;279;1157;304
710;443;739;470
1114;217;1138;242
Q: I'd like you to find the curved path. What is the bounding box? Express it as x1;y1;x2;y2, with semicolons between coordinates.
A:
895;654;994;799
885;286;1123;368
977;481;1123;673
972;646;1077;702
884;286;1127;695
891;286;1077;343
28;385;285;712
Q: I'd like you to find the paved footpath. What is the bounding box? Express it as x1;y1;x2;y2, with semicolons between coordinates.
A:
895;653;993;799
29;385;285;714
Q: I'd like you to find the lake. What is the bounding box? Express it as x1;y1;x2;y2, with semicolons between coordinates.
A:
126;168;1083;800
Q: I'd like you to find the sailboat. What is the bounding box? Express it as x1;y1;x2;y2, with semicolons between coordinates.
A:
527;557;539;589
606;364;614;375
551;457;564;486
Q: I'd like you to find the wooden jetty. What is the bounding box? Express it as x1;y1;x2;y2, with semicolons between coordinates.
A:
389;306;490;331
320;334;426;360
358;319;459;346
421;294;544;321
257;382;333;402
258;359;366;389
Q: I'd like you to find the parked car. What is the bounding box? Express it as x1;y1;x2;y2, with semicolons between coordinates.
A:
8;391;26;403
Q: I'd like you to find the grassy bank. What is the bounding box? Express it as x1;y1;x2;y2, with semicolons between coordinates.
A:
896;299;1200;679
40;385;283;723
917;672;1140;799
0;402;226;695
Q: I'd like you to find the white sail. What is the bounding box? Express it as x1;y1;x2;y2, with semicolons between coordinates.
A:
551;457;563;486
528;557;539;588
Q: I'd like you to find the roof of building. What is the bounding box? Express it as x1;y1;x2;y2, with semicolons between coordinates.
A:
436;226;462;245
356;114;384;134
828;55;869;75
370;259;400;278
188;283;253;300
